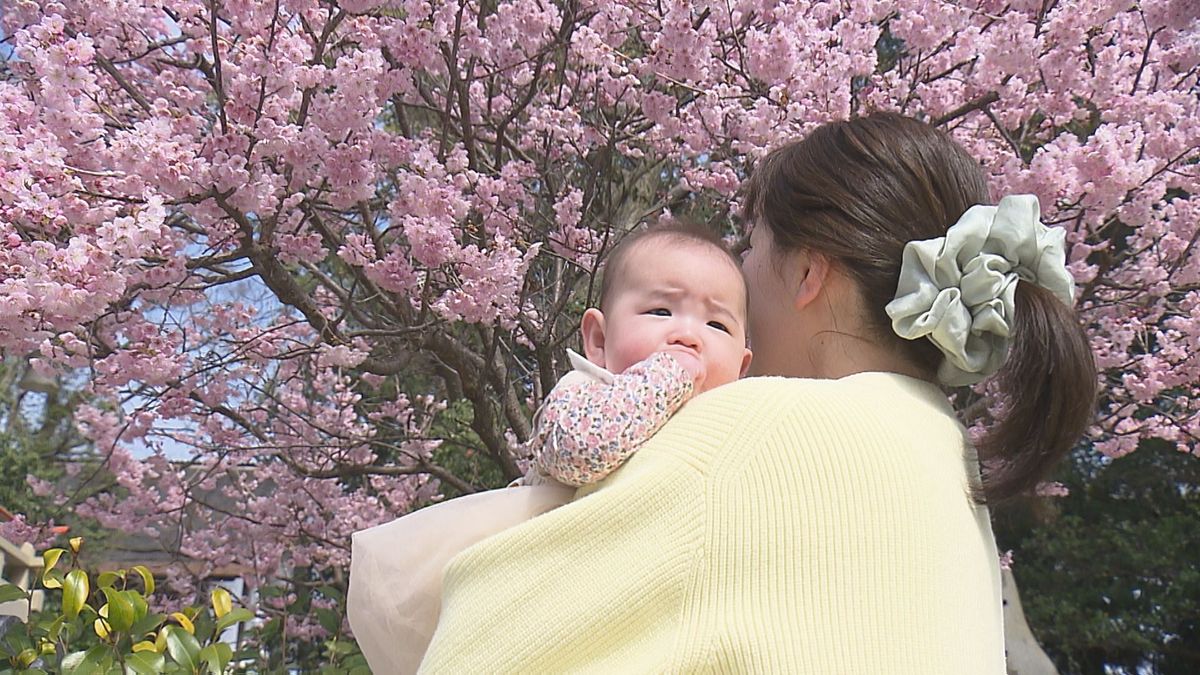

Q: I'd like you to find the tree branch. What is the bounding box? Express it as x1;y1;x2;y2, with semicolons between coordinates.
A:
931;91;1000;127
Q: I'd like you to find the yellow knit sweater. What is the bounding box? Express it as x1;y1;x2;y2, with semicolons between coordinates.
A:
419;374;1005;673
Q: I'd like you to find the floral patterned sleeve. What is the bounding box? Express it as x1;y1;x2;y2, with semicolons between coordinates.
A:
531;351;695;487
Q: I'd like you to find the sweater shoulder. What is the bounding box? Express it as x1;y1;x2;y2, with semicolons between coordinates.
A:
701;372;955;411
641;373;963;476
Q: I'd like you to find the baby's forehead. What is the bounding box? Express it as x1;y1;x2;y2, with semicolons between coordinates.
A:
626;232;738;268
616;236;748;310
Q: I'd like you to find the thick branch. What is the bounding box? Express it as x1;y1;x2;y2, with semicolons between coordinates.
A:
208;0;229;133
95;56;153;113
426;334;522;479
274;453;477;495
931;91;1000;127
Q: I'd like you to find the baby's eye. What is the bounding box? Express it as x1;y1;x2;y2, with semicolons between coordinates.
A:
646;308;671;317
707;320;731;334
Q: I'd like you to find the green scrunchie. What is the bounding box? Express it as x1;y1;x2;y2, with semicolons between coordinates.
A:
885;194;1076;386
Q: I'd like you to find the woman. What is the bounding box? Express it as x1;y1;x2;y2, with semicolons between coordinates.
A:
416;113;1096;672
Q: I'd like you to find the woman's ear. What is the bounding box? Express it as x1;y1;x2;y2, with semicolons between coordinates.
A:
791;249;832;312
580;308;608;368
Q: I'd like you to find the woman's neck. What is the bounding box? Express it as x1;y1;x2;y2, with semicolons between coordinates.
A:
796;270;934;382
803;330;932;381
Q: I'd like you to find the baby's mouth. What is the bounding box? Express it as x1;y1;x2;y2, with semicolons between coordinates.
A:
663;346;700;360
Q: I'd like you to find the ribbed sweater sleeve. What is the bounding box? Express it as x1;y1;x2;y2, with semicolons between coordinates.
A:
419;374;1005;674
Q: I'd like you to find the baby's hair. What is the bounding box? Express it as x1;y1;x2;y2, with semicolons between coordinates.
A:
597;220;748;314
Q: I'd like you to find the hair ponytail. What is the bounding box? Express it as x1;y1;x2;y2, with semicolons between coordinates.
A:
976;283;1097;503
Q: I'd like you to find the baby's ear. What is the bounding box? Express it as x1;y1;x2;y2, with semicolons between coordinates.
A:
739;347;753;378
580;308;607;368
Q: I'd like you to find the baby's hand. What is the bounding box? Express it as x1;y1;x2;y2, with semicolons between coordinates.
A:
660;349;706;390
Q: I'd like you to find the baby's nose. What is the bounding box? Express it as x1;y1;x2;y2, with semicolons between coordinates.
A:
668;324;701;349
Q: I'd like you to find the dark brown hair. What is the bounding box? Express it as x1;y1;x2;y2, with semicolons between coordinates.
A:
598;220;748;316
741;112;1097;504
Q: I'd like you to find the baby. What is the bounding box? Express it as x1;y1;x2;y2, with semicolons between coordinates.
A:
526;220;753;486
348;221;752;673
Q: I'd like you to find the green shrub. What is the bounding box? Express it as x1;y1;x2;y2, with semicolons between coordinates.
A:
0;538;252;674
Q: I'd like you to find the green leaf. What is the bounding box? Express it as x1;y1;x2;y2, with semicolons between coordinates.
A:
15;647;38;668
190;612;215;644
131;566;154;596
96;572;121;590
60;651;85;671
64;645;110;675
162;626;201;671
325;638;357;657
0;584;29;604
129;612;167;640
45;615;67;641
101;588;135;633
41;550;65;577
63;569;89;620
40;569;64;590
2;626;31;655
258;617;281;642
127;591;149;624
198;642;232;675
123;651;166;675
131;640;158;653
315;584;344;602
168;612;194;635
314;606;341;635
214;608;253;635
209;588;231;620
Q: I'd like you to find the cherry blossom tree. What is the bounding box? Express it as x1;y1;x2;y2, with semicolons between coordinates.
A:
2;0;1197;664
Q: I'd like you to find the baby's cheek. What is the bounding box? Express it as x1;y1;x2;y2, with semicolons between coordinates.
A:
610;338;656;374
703;361;742;391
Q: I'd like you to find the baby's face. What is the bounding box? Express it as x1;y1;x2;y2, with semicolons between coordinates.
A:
595;240;751;393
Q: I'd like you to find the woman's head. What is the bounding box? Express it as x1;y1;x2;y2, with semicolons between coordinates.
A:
741;112;1096;503
741;112;990;379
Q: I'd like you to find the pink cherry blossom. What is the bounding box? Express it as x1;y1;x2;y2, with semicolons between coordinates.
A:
2;0;1197;660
